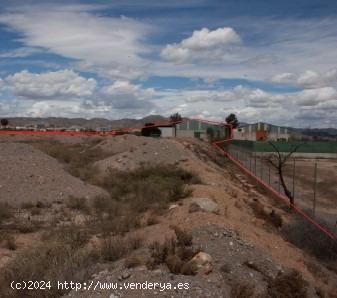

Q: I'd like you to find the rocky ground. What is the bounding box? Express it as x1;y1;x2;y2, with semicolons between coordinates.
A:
65;225;320;298
0;134;336;298
0;142;107;206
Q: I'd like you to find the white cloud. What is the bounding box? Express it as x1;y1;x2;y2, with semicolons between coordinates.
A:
180;27;240;50
5;70;96;99
0;5;152;80
99;80;155;109
157;18;337;82
161;27;241;63
0;47;42;58
271;69;337;89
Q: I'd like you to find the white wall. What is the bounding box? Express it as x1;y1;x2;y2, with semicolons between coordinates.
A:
159;127;175;137
176;130;195;138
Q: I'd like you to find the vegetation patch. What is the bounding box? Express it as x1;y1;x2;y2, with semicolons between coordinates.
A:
282;217;337;262
266;270;308;298
0;225;95;298
147;228;199;275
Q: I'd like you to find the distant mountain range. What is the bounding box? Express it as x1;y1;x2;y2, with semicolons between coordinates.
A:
4;115;167;129
290;127;337;140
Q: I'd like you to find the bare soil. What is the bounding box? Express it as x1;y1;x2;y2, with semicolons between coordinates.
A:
0;134;336;298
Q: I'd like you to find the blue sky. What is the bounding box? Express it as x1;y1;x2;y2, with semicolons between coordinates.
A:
0;0;337;127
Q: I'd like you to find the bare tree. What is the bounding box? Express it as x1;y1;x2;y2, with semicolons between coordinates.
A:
266;142;303;207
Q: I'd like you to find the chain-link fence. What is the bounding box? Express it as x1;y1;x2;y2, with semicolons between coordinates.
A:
227;144;337;235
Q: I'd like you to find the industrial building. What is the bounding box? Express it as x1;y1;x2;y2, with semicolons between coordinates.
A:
233;122;289;141
151;118;230;140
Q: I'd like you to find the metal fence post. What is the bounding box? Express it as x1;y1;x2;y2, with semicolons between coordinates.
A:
313;162;317;217
260;157;263;180
254;154;257;175
278;175;281;193
292;158;296;200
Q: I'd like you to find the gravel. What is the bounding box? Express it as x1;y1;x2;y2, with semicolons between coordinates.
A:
0;143;107;206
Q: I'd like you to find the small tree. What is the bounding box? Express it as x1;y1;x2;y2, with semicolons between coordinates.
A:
266;142;303;207
225;113;238;128
170;113;182;123
1;118;9;128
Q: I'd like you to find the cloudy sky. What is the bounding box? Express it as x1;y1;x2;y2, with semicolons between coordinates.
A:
0;0;337;127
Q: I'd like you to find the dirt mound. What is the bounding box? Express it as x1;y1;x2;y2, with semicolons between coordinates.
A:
0;134;102;144
0;143;107;206
94;135;190;172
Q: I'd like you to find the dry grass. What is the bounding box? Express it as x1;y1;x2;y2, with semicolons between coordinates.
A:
230;282;255;298
26;139;108;181
0;202;12;225
172;226;193;247
88;165;196;235
250;200;283;228
15;220;42;234
99;235;143;262
146;213;160;226
266;269;308;298
1;234;17;251
282;217;337;262
65;196;89;213
0;224;95;298
96;165;196;210
147;228;198;275
124;255;144;268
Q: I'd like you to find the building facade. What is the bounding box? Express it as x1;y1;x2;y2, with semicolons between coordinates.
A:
233;122;289;141
175;119;228;140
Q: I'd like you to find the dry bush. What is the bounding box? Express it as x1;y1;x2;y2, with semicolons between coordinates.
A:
0;202;12;225
99;235;143;262
31;207;41;216
100;236;129;262
42;225;89;250
148;229;198;276
98;165;195;208
305;260;329;284
250;200;283;228
165;254;183;274
27;140;109;181
15;220;42;234
21;202;35;209
90;165;196;235
266;270;308;298
230;282;255;298
0;225;95;298
172;226;193;247
180;260;198;275
128;235;143;250
65;196;89;213
3;234;17;251
176;246;198;261
282;217;337;262
146;213;160;226
124;255;144;268
148;238;176;266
